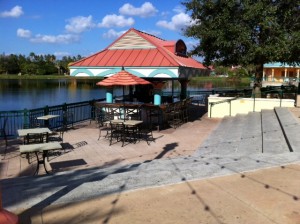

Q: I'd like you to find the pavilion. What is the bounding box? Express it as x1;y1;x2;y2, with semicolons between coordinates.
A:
69;28;209;105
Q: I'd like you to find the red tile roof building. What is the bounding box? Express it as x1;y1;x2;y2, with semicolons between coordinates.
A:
70;28;208;79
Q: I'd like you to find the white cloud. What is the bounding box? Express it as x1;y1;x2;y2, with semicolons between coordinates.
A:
173;5;185;14
17;28;32;38
30;34;80;44
156;12;195;31
54;51;71;58
0;5;24;18
119;2;157;18
102;29;126;39
65;15;95;33
98;14;134;28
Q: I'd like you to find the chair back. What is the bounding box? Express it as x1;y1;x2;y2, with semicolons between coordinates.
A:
62;111;74;129
105;105;121;120
124;106;141;120
25;132;49;144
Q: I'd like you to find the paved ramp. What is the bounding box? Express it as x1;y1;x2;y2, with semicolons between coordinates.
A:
275;107;300;152
262;109;290;153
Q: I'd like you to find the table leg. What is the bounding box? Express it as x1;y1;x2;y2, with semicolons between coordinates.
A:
33;151;50;175
34;152;40;175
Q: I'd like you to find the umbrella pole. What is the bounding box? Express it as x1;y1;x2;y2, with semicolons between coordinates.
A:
123;86;125;121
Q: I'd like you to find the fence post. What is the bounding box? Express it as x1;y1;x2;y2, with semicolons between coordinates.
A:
62;103;67;112
90;99;95;121
23;108;29;129
44;105;49;115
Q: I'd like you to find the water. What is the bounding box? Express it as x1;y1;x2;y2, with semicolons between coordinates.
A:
0;78;249;111
0;79;109;111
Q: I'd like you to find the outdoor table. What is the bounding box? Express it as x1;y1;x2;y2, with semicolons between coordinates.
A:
18;127;52;144
18;127;52;137
19;142;62;175
37;114;60;128
109;119;143;146
110;119;143;126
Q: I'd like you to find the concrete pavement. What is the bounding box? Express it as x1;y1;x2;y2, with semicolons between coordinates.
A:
1;106;300;224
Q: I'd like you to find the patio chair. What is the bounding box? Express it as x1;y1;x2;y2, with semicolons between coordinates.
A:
138;122;154;145
109;121;126;146
48;126;64;143
181;97;192;123
57;111;74;131
124;105;142;120
24;132;49;164
144;105;161;131
97;105;120;140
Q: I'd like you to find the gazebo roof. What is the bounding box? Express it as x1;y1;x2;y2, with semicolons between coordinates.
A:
70;28;205;69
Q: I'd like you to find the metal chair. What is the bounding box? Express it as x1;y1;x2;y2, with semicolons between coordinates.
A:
24;132;49;164
98;105;121;140
109;121;126;146
124;105;141;120
138;122;154;145
57;111;74;132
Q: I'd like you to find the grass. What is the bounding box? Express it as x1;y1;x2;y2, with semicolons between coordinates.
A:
0;74;102;80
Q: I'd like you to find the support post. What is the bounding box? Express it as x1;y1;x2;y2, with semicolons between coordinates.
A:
151;82;165;106
106;87;113;103
179;79;189;100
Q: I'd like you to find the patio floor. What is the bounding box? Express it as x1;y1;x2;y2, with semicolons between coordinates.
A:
1;106;300;224
1;105;217;179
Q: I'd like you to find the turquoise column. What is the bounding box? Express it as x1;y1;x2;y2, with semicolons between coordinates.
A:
153;89;161;105
106;88;113;103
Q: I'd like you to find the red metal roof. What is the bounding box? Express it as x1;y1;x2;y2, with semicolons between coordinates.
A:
71;28;205;69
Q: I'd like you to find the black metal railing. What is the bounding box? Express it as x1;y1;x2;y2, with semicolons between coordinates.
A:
0;98;105;138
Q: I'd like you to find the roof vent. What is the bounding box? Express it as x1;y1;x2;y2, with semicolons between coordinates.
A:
175;39;187;57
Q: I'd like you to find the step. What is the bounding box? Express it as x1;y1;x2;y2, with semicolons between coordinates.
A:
261;109;290;154
237;112;262;154
274;107;300;152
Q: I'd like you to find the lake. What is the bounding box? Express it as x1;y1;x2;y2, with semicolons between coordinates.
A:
0;78;250;111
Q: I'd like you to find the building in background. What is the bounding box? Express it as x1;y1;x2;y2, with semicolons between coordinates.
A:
70;28;209;104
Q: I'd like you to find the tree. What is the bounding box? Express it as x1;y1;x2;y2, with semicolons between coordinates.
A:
183;0;300;85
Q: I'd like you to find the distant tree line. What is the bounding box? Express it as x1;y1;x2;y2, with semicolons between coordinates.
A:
0;52;83;76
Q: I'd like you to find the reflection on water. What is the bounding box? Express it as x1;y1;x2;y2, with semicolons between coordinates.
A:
0;78;249;111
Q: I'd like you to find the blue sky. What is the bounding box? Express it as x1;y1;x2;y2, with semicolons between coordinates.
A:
0;0;200;60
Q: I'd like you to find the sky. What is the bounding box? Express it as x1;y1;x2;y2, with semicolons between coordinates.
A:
0;0;201;60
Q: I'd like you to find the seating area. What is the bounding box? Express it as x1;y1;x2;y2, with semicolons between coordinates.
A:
0;100;206;177
95;103;153;146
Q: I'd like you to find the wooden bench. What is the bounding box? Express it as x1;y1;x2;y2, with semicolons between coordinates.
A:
20;142;62;175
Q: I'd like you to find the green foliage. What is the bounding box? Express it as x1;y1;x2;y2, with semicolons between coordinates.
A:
183;0;300;80
0;53;83;76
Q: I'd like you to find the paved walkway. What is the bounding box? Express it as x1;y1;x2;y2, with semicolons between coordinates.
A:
1;107;300;224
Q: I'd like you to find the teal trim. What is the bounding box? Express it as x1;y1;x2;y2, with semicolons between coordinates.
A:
149;69;177;78
97;68;120;77
125;69;147;77
264;62;300;68
70;69;94;77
